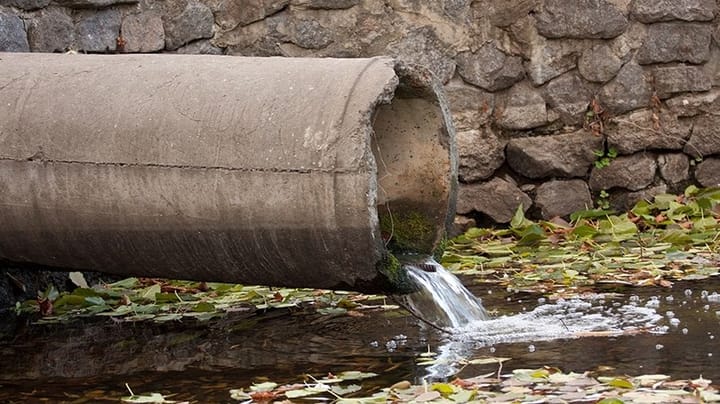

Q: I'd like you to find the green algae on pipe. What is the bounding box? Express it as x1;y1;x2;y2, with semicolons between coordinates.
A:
0;53;457;293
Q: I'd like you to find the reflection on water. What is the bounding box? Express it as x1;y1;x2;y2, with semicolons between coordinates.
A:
1;277;719;401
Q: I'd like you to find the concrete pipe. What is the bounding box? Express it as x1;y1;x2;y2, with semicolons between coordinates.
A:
0;53;457;293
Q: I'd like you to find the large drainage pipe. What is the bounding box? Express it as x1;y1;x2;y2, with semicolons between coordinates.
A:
0;53;457;293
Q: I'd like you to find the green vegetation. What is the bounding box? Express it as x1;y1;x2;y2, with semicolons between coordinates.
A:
593;147;618;169
379;209;436;254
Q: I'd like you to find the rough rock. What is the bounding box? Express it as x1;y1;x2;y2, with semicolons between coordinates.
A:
543;71;596;125
54;0;137;7
609;22;648;61
121;11;165;53
636;23;712;65
1;0;50;10
205;0;289;31
75;8;121;52
0;8;29;52
589;154;657;191
473;0;538;27
684;115;720;158
578;43;623;83
456;43;525;92
175;39;224;54
276;18;332;49
702;46;720;87
451;215;477;237
506;130;603;179
497;81;547;130
695;158;720;187
609;184;668;212
630;0;716;23
657;153;690;184
443;79;494;130
164;0;214;51
26;6;74;52
534;0;628;39
386;26;455;84
535;180;592;219
525;39;584;86
653;65;712;99
599;61;652;114
456;178;532;223
291;0;358;9
456;128;505;182
666;88;720;117
606;109;691;154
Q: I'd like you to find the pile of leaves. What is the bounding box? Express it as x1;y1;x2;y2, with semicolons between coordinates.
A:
123;364;720;403
443;186;720;297
21;277;395;324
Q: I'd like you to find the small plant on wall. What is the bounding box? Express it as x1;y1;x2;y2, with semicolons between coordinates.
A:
593;147;618;169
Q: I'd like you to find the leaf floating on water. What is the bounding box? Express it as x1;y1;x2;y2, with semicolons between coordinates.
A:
336;371;378;381
121;393;176;403
606;378;634;389
467;356;512;365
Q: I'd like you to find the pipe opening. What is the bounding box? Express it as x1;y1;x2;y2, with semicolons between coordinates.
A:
371;82;454;257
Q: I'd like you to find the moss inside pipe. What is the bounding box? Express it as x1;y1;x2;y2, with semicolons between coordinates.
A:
376;251;417;294
379;210;436;255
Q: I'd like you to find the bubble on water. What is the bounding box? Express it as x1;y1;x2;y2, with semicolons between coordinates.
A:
528;344;536;353
655;325;669;333
629;295;640;302
645;298;660;309
538;297;546;304
665;296;674;302
612;302;622;307
385;340;397;351
711;335;715;340
369;340;379;348
666;311;675;318
708;293;720;303
670;318;680;327
487;290;492;294
656;344;664;350
701;290;709;299
685;289;693;297
716;311;720;318
394;334;407;341
709;353;714;357
704;305;710;311
489;346;496;353
682;328;689;335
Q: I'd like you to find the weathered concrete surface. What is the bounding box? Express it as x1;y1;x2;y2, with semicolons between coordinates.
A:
0;53;457;293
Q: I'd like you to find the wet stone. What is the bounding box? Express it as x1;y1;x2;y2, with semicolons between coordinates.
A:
497;81;547;130
26;6;74;52
599;61;652;115
589;154;657;191
535;180;592;219
534;0;628;39
506;130;602;179
578;43;623;83
630;0;716;23
684;115;720;158
657;153;690;184
120;11;165;53
606;109;691;154
695;158;720;187
636;22;712;65
653;65;711;99
0;8;29;52
164;0;214;51
456;128;505;182
456;177;531;223
75;8;121;52
456;43;525;92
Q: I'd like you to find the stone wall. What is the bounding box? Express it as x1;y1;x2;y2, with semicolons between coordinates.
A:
2;0;720;227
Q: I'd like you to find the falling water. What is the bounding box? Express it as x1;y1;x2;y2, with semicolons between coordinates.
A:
402;257;489;328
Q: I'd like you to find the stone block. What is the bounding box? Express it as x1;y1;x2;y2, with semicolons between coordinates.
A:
164;0;214;51
578;43;623;83
506;130;603;179
684;115;720;158
543;71;596;125
121;11;164;53
589;154;657;191
456;177;532;223
599;61;652;114
657;153;690;184
386;26;455;84
630;0;716;23
535;180;592;219
1;0;50;10
497;81;547;130
534;0;628;39
525;38;584;85
653;65;711;99
666;88;720;117
75;8;121;52
609;184;668;212
636;22;712;65
54;0;137;7
606;109;691;154
443;79;494;130
175;39;224;54
456;128;505;183
26;6;74;52
0;8;29;52
695;157;720;187
456;43;524;92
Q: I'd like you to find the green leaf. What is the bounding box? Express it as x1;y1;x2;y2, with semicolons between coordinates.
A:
137;284;162;303
431;382;456;396
597;399;625;404
84;296;106;306
467;357;511;365
510;204;532;229
108;278;139;289
337;371;378;381
249;382;278;392
192;302;215;312
607;378;634;389
331;384;362;396
570;209;615;221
